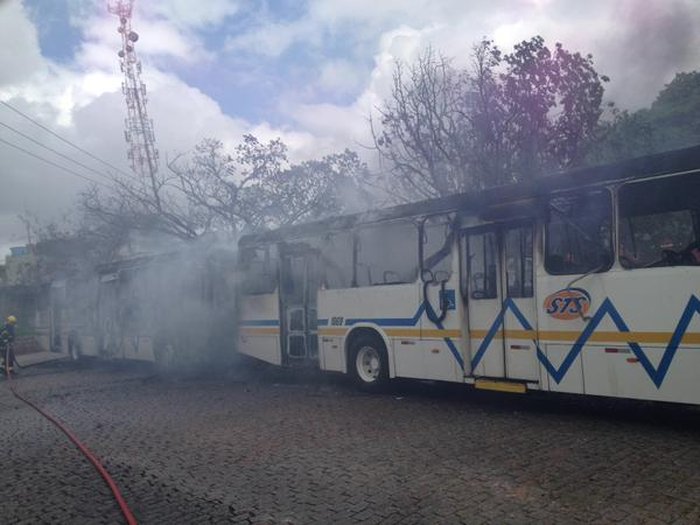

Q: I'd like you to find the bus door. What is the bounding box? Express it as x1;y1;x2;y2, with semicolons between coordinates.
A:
464;223;538;381
279;247;319;366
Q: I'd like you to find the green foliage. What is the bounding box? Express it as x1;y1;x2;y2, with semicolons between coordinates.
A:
591;71;700;164
171;136;374;233
78;133;374;245
373;36;609;200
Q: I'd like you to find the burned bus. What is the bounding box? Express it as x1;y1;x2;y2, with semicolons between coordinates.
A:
50;249;237;369
237;145;700;404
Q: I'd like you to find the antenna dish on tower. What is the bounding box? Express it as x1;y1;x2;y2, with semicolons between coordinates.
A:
108;0;159;182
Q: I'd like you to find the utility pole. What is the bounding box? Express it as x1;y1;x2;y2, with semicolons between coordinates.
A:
107;0;161;207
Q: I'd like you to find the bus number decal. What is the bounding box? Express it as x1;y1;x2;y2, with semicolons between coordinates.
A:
331;316;344;326
544;288;591;320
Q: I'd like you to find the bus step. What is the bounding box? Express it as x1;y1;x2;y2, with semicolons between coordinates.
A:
474;379;527;394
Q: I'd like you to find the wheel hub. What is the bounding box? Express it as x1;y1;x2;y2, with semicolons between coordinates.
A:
356;345;381;383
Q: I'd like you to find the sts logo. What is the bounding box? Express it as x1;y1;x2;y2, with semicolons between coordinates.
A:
543;288;591;320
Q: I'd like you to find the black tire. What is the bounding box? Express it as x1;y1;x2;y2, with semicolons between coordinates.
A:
348;334;389;391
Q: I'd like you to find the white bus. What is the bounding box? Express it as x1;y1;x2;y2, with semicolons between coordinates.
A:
237;145;700;405
50;250;237;368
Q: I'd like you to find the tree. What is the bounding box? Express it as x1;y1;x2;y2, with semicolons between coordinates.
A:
167;136;288;234
80;159;202;242
588;108;656;165
372;36;610;200
170;135;375;232
497;37;607;178
592;71;700;164
244;149;375;227
649;71;700;149
371;48;472;200
14;210;126;284
79;134;375;253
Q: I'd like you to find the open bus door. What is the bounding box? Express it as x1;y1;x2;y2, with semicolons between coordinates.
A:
279;245;320;367
463;223;539;382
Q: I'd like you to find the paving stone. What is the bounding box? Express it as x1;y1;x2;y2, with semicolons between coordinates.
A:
2;360;700;523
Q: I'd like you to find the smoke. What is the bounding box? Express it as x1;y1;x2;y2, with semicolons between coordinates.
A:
602;0;699;110
54;231;241;377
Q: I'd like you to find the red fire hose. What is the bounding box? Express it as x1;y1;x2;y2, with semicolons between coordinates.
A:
4;345;137;525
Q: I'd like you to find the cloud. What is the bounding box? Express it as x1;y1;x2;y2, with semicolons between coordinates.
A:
225;18;320;57
79;6;213;66
2;0;700;258
317;59;366;96
227;0;700;112
0;1;310;256
144;0;241;30
598;0;700;108
0;1;44;86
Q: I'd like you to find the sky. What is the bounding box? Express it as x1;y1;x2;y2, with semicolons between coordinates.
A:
1;0;699;258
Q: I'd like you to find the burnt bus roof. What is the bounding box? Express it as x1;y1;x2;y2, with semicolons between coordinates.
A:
238;144;700;247
95;246;239;276
95;252;181;275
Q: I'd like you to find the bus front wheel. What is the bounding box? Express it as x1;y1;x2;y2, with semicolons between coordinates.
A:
349;335;389;390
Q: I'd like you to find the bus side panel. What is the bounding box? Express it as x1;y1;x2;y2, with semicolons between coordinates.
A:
581;344;700;403
120;335;156;361
238;292;282;366
542;344;584;393
316;289;344;373
317;284;419;378
79;334;100;357
419;258;465;383
538;268;700;404
537;273;606;395
582;268;700;404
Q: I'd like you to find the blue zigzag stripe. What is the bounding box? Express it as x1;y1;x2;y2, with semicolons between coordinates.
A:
345;304;426;327
472;295;700;388
346;302;465;371
423;301;465;371
470;298;534;371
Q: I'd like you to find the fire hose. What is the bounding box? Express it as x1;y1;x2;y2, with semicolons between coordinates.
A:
4;344;137;525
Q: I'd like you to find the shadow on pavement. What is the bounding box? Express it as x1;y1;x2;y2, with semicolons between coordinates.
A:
23;355;700;434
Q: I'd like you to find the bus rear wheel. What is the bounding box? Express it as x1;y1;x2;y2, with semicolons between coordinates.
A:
349;335;389;390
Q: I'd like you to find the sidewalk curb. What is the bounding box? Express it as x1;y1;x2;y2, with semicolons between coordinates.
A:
16;354;70;369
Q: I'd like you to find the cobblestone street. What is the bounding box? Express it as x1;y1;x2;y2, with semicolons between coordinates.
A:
2;359;700;524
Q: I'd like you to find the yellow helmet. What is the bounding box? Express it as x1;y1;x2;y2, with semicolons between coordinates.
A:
6;315;17;325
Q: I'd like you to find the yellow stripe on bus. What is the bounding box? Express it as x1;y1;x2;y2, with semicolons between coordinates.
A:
470;329;535;339
243;326;700;346
470;329;700;345
318;327;348;336
318;327;462;339
421;329;462;339
240;327;280;335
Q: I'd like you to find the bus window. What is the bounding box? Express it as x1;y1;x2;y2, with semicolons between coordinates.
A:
619;174;700;268
545;190;612;275
239;245;278;294
505;226;533;298
467;231;498;299
356;221;418;286
321;231;354;289
422;215;454;279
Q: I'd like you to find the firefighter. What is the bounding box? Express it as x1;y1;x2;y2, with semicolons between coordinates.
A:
1;315;18;374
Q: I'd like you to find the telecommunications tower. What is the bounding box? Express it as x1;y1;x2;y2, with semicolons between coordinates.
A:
108;0;159;181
